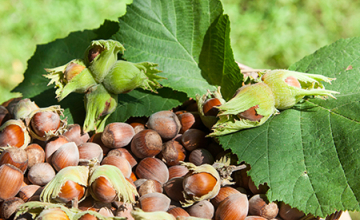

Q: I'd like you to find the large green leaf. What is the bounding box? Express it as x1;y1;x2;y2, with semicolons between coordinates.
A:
218;37;360;217
113;0;242;100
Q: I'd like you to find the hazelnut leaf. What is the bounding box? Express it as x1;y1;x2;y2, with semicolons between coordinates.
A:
113;0;242;100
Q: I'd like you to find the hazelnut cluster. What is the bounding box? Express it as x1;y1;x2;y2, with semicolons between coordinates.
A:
44;39;165;133
0;97;337;220
197;70;339;136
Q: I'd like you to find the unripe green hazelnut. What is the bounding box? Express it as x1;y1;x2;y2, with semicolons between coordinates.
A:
261;69;338;110
83;84;118;133
84;39;125;83
210;82;277;136
45;59;97;101
196;87;226;130
102;61;165;94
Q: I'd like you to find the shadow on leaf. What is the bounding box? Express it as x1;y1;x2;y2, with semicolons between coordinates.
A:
31;88;86;125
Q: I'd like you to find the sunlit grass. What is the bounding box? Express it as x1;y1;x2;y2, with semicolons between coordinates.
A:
222;0;360;69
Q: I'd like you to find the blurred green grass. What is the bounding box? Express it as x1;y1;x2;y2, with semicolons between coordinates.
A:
222;0;360;69
0;0;360;218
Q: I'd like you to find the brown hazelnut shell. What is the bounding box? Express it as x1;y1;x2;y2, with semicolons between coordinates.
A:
0;164;24;200
135;157;169;184
101;122;135;149
0;147;28;173
248;194;279;219
131;129;163;159
139;192;171;212
101;155;132;178
25;143;45;169
215;193;249;220
27;162;56;186
107;148;137;168
146;110;181;140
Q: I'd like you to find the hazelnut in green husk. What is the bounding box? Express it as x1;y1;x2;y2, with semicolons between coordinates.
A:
40;165;89;204
102;61;166;94
15;201;127;220
84;39;125;83
88;164;138;204
209;82;278;136
44;59;97;101
196;87;226;130
83;84;118;133
44;39;165;133
261;69;339;110
27;105;67;141
0;119;31;149
180;162;222;207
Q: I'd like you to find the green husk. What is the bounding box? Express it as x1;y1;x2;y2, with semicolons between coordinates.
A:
40;166;89;203
261;69;339;110
210;114;273;137
89;165;138;204
209;83;278;136
83;84;118;133
217;83;276;117
130;208;176;220
134;62;166;92
85;39;125;83
196;87;226;129
14;201;75;219
57;67;97;101
12;98;39;120
102;61;165;94
44;59;97;101
43;39;165;133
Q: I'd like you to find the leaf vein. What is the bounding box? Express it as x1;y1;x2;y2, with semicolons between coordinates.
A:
299;108;322;215
307;100;360;123
329;112;357;210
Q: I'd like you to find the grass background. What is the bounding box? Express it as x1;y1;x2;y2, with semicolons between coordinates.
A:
0;1;360;218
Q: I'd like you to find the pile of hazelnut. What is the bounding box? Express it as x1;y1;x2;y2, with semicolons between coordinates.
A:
0;98;338;220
